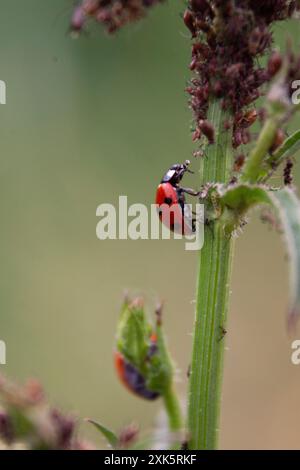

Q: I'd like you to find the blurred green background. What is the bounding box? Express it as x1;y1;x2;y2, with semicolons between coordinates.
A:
1;0;300;449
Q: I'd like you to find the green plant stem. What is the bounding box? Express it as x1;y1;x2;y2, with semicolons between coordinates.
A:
163;386;183;432
188;101;234;450
241;116;278;183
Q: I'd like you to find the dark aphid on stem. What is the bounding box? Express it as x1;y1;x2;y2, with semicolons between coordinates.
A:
190;0;212;16
223;119;231;131
193;148;207;158
269;128;285;154
198;119;215;144
248;27;272;56
233;154;246;172
232;129;243;148
283;158;294;186
238;109;258;128
192;128;202;141
267;51;283;77
229;176;238;185
82;0;99;15
183;10;196;38
218;326;227;342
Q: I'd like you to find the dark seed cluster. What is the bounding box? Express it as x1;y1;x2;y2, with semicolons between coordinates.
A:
71;0;164;34
185;0;297;149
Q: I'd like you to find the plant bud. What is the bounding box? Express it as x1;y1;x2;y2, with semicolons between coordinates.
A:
115;297;173;400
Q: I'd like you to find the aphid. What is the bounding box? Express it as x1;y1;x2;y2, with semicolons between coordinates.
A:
267;51;283;77
232;130;243;148
190;0;211;15
213;81;223;97
241;129;251;145
288;0;297;17
233;154;245;172
82;0;99;15
248;27;271;55
234;109;257;129
223;119;231;131
192;128;202;141
269;128;285;154
229;176;238;185
189;57;198;71
218;326;227;342
156;160;199;235
198;119;215;144
225;63;244;79
193;149;206;158
244;109;258;126
183;10;196;38
283;158;293;186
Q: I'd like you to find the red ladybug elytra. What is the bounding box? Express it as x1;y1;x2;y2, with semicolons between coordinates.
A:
156;160;199;235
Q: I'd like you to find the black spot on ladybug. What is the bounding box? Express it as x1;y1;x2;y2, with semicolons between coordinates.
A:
164;197;173;205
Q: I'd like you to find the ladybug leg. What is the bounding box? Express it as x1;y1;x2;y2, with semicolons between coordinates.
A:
181;187;201;197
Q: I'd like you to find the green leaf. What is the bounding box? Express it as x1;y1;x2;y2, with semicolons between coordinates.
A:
260;130;300;181
221;184;271;213
269;188;300;332
219;184;272;233
220;184;300;330
270;130;300;164
87;419;118;448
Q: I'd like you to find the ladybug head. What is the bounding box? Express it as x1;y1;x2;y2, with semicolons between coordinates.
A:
161;160;193;185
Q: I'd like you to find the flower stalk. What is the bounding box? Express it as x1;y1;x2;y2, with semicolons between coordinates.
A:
188;101;234;449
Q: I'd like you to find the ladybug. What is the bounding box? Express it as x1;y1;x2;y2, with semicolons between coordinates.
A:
156;160;199;235
114;334;160;401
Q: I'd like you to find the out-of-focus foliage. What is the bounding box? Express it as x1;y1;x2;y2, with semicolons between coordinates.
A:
0;374;94;449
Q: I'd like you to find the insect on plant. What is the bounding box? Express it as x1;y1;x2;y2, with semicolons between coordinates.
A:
2;0;300;453
68;0;300;451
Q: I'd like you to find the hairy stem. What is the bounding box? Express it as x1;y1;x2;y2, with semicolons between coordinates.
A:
188;101;234;450
163;386;183;432
241;115;279;183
